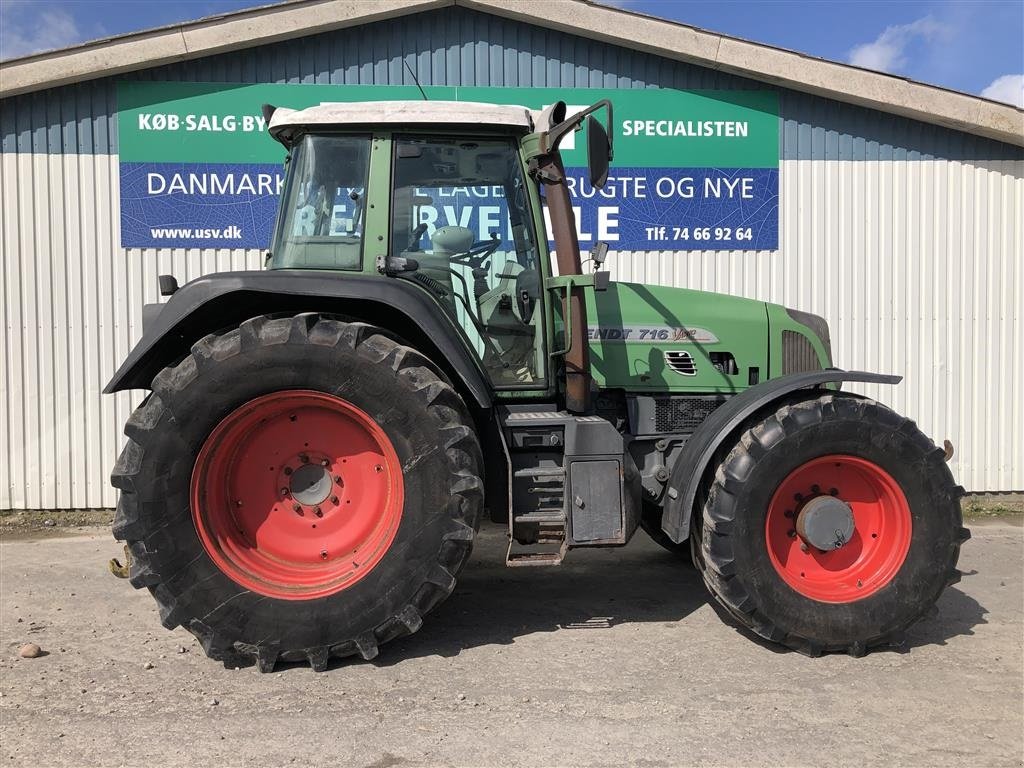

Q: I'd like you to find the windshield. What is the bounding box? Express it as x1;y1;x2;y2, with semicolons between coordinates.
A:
390;136;545;387
270;135;371;270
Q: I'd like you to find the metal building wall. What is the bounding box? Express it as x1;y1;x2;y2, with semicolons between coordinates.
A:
1;7;1021;509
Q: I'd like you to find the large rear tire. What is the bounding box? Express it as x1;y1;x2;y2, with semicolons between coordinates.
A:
696;392;969;656
111;314;483;671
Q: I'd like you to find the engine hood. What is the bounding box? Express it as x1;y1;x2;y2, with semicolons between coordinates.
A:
585;281;769;393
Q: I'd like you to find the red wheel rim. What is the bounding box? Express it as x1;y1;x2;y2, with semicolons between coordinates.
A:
190;390;404;600
765;455;911;603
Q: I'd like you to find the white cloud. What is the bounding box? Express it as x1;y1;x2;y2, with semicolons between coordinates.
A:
848;16;949;73
981;74;1024;108
0;3;86;61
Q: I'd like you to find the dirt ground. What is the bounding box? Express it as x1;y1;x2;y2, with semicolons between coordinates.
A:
1;521;1021;768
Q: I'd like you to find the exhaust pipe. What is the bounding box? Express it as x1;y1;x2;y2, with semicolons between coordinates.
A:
533;163;591;413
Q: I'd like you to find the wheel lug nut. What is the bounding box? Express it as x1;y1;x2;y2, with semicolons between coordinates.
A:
331;496;339;504
284;467;292;476
811;484;820;493
293;504;302;514
281;487;289;496
794;493;803;502
784;510;794;518
321;458;330;467
830;487;839;496
300;454;309;464
314;507;323;517
800;542;809;552
787;529;797;538
333;475;342;483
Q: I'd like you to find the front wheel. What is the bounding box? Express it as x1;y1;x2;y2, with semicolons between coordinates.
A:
696;393;969;656
111;314;483;671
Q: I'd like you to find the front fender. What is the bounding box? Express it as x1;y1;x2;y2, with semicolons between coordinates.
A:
103;270;492;409
661;369;902;543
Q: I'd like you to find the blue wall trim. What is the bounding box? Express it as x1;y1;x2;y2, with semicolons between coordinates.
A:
2;7;1021;161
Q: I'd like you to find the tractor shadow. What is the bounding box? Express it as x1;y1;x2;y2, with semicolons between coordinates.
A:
362;527;987;668
360;527;987;668
691;569;988;657
903;570;988;651
370;524;707;666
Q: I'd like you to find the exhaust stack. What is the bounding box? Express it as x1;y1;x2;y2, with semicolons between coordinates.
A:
533;103;592;414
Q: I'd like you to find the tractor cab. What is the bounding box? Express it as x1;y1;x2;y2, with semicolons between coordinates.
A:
265;99;613;394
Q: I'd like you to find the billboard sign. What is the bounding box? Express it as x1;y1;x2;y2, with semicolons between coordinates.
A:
117;82;778;251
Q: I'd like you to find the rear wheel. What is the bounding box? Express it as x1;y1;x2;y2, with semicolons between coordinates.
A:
696;393;969;656
111;314;483;671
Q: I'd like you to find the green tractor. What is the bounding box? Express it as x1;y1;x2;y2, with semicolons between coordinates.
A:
105;98;968;671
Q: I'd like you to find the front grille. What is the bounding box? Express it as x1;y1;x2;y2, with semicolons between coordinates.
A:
782;330;822;374
664;350;697;376
654;396;727;432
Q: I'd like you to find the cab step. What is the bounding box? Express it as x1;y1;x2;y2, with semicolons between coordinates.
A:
506;550;565;567
500;406;635;566
513;508;566;525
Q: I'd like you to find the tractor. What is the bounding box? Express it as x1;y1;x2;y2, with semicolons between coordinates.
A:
105;97;968;671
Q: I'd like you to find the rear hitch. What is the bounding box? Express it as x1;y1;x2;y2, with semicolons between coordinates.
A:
943;439;955;462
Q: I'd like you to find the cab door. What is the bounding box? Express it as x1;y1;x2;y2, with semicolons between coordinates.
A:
386;134;550;392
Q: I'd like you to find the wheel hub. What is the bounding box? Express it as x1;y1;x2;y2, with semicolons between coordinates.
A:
190;390;404;600
289;462;333;506
764;455;912;603
796;495;855;551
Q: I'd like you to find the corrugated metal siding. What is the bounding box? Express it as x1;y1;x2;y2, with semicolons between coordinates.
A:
1;7;1022;508
0;152;264;508
609;157;1023;492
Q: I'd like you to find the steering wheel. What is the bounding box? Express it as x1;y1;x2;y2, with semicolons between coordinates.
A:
450;234;502;268
406;222;428;252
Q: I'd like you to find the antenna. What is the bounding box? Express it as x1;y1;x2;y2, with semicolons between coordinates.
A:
403;60;428;100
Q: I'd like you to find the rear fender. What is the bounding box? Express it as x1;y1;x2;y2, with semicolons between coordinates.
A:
103;270;492;410
660;370;902;543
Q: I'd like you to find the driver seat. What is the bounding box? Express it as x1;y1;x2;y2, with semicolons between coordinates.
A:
411;225;475;302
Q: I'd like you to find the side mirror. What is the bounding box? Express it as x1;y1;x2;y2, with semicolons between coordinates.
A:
586;115;611;189
591;241;609;269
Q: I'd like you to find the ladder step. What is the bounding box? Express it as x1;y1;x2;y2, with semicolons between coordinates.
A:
514;509;566;525
504;411;569;422
513;467;565;478
507;551;564;567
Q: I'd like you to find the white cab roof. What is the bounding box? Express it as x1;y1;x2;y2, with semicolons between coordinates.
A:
268;100;536;137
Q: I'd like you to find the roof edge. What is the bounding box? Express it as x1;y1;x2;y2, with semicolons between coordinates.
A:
1;0;1021;147
464;0;1023;147
0;0;451;98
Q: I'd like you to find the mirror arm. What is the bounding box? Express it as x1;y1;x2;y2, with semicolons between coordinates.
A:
546;99;614;156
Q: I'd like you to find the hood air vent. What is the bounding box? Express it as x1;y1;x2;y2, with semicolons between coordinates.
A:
664;350;697;376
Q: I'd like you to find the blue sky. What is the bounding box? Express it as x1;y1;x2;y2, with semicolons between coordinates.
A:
1;0;1021;106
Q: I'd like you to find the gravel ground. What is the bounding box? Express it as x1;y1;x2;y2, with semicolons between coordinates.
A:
1;521;1021;768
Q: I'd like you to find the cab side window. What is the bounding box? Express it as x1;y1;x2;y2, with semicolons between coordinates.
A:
271;135;370;270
